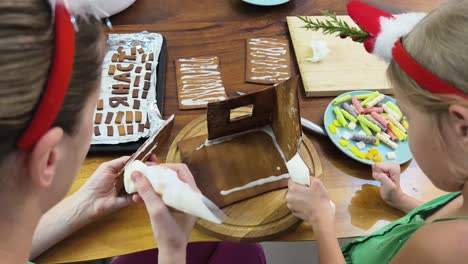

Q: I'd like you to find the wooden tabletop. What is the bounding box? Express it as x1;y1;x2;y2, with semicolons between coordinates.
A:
36;0;442;263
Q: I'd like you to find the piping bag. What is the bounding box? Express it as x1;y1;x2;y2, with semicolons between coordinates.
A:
124;160;225;224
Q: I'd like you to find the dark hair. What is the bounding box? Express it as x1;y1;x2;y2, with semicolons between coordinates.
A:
0;0;104;159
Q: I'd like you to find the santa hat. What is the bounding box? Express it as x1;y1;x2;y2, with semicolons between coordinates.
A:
345;0;468;99
347;1;426;63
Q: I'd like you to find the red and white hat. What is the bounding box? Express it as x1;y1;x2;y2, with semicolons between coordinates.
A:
345;0;468;99
347;1;426;63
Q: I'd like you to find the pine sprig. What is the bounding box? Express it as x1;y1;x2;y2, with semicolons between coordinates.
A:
298;11;370;43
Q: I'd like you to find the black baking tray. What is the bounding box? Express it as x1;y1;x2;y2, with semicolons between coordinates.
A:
88;36;167;154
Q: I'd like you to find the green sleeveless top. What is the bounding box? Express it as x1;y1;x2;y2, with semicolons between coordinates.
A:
342;192;467;263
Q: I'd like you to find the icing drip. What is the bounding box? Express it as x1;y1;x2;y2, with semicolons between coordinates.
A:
248;38;290;82
177;57;227;106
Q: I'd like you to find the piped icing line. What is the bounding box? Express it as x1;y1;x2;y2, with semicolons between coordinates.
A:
220;174;290;196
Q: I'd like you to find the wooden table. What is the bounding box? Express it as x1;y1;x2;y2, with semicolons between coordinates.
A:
35;0;442;263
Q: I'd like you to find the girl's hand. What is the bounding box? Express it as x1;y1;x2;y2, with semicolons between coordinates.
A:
75;156;138;219
372;162;404;208
131;163;198;262
372;162;424;213
286;176;335;228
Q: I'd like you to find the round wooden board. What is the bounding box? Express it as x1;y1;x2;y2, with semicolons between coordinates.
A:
167;109;323;242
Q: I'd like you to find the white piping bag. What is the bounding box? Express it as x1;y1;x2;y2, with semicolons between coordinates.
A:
124;160;224;224
285;153;335;210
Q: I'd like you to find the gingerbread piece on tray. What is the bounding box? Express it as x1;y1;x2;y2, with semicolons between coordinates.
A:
105;112;114;124
245;38;291;84
97;99;104;110
108;65;116;75
94;126;101;136
132;89;139;99
115;111;124;124
107;126;114;137
94;113;102;124
175;56;227;110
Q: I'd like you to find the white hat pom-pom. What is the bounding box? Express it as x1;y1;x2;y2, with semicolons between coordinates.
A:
48;0;136;19
373;13;427;63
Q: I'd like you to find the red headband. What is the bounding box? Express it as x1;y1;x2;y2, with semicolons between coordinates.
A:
346;0;467;100
17;2;75;149
393;40;468;99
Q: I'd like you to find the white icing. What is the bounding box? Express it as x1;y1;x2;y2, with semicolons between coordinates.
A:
285;153;310;186
177;57;227;106
248;38;290;82
307;40;330;63
124;161;224;224
220;174;290;196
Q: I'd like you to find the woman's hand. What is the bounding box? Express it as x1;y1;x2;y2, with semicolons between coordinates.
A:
132;163;198;263
372;162;423;213
74;155;138;219
286;176;335;228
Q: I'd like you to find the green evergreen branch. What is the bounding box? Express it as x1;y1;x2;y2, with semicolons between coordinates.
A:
298;11;370;43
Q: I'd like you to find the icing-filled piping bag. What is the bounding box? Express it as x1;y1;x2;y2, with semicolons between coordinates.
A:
124;161;225;224
236;91;327;136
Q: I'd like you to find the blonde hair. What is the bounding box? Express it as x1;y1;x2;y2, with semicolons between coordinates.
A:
0;0;104;160
387;0;468;178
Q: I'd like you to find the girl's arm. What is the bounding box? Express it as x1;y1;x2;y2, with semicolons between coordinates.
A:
372;163;425;213
313;220;345;264
287;178;345;264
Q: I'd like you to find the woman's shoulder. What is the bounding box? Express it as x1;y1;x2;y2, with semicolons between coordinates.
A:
391;220;468;263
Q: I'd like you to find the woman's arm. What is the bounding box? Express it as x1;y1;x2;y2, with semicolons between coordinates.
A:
31;156;135;259
287;177;345;264
31;193;95;259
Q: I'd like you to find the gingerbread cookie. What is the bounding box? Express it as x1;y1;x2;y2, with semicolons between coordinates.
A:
175;56;227;110
245;38;291;84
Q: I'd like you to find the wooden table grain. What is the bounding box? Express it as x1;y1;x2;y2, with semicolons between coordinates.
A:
35;0;442;263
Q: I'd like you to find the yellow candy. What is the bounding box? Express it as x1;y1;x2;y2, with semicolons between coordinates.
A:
328;124;337;134
333;106;348;127
369;148;379;155
350;146;366;159
340;109;357;123
357;115;381;133
401;119;409;130
388;123;407;141
373;139;380;146
374;155;383;162
339;139;350;147
333;94;352;105
356;93;372;100
361;91;380;106
365;152;375;160
358;119;373;136
333;119;342;127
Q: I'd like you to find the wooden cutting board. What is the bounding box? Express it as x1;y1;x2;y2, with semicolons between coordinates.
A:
287;16;392;97
167;109;323;242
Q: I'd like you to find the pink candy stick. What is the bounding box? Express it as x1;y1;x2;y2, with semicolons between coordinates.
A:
386;130;398;141
352;96;364;114
363;107;384;114
371;112;389;127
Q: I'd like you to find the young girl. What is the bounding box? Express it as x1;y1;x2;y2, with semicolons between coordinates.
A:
1;1;264;263
287;0;468;263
